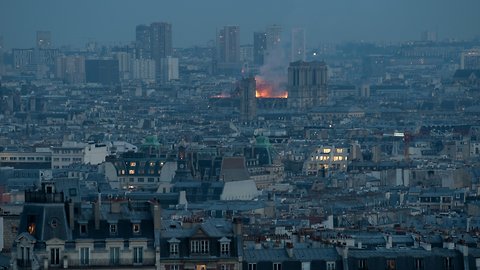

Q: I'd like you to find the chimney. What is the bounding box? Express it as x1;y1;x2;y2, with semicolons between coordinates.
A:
183;218;193;229
420;242;431;251
111;199;121;213
443;241;455;250
456;244;470;270
385;235;393;249
233;217;243;236
150;200;161;230
94;201;100;230
285;242;294;258
68;200;74;230
336;245;349;269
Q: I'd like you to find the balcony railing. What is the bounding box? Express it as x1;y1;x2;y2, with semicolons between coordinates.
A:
16;259;32;268
66;257;156;268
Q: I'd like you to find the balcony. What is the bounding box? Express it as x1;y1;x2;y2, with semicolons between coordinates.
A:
66;258;156;269
16;259;32;270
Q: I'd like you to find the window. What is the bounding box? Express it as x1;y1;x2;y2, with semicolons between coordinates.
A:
80;224;87;235
327;262;336;270
110;247;120;265
445;257;453;270
170;243;179;256
220;242;230;256
133;247;143;264
129;169;135;175
190;240;209;254
273;263;282;270
386;259;396;270
148;177;155;182
169;265;180;270
415;258;424;270
220;265;230;270
138;178;144;182
80;247;89;265
358;259;367;270
110;224;117;235
133;224;141;234
248;263;257;270
19;246;31;267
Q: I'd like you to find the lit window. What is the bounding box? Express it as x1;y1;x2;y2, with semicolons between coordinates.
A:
386;259;396;270
130;162;136;167
323;148;331;154
336;149;343;153
129;169;135;175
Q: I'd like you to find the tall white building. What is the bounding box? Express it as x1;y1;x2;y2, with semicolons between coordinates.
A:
160;56;179;82
291;28;306;62
131;58;156;83
114;52;133;81
266;24;282;52
461;49;480;69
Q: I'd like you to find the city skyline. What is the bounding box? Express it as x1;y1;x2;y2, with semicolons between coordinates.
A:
1;0;480;49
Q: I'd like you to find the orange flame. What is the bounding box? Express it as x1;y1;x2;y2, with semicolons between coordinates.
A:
255;76;288;98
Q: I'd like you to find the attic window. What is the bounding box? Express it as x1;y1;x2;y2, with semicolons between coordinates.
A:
80;224;88;235
27;215;36;235
110;224;117;235
133;224;141;234
50;218;59;229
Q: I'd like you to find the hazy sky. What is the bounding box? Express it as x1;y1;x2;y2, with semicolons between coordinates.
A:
1;0;479;49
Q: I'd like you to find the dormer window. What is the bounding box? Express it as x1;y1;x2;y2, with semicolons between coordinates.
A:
133;224;141;234
170;243;179;256
27;215;36;235
218;237;231;256
79;222;88;236
168;238;180;257
190;240;209;254
109;224;117;235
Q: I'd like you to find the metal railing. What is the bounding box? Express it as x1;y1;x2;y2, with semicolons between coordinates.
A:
67;257;156;268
